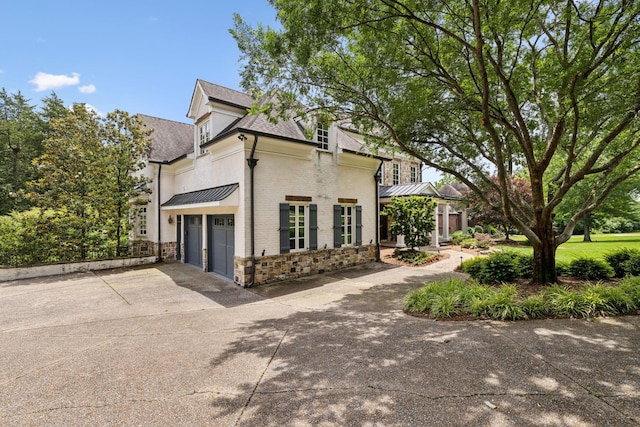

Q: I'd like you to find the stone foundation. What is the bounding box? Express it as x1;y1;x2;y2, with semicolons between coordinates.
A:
234;245;376;287
130;241;177;261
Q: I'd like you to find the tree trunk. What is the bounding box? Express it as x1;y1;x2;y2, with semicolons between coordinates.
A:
583;214;592;242
532;219;557;284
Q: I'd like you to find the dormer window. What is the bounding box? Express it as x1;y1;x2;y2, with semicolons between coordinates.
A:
199;121;211;155
316;122;329;150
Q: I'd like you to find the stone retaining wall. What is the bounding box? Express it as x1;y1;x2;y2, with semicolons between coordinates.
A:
0;256;158;282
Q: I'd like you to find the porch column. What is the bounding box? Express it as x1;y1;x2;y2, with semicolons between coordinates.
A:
432;205;439;247
442;203;450;241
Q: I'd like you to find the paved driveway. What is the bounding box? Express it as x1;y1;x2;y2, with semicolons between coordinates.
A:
1;252;639;426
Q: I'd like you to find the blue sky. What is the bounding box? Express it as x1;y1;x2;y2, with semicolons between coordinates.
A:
2;0;441;182
1;1;277;122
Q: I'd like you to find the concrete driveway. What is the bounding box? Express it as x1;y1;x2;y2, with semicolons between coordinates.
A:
1;252;639;426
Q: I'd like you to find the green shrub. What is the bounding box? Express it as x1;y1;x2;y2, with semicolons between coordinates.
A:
625;255;640;277
581;284;619;317
521;295;549;319
515;254;534;279
568;257;613;281
460;238;478;249
404;278;468;315
450;230;467;245
543;284;590;318
485;285;527;320
477;252;520;284
619;276;640;305
461;257;486;277
397;250;437;265
604;248;640;278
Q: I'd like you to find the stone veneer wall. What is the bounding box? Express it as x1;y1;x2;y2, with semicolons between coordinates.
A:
130;240;177;261
234;244;377;287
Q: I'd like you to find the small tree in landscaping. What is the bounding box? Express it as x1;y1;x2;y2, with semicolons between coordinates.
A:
382;196;437;251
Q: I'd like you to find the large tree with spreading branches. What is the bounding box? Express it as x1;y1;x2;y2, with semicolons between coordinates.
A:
232;0;640;284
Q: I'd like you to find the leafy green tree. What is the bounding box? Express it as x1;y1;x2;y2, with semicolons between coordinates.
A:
101;110;152;256
0;89;44;214
555;174;640;241
29;104;105;259
382;196;437;250
233;0;640;284
467;176;532;241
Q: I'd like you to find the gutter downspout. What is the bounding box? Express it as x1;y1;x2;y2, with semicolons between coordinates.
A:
374;161;383;262
157;163;163;262
245;134;259;287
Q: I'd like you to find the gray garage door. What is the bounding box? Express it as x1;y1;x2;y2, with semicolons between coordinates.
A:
207;215;234;279
185;215;202;268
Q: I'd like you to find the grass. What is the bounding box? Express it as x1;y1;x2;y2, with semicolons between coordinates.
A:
495;232;640;263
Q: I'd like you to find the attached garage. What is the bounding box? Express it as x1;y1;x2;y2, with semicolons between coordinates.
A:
207;215;234;279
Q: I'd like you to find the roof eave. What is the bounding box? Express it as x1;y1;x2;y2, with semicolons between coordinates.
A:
201;127;317;149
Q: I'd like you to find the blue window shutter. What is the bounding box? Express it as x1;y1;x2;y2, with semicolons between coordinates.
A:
356;205;362;246
309;204;318;250
279;203;290;254
333;204;342;248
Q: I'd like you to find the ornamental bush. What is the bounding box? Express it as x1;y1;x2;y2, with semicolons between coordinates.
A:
604;248;640;278
568;257;613;281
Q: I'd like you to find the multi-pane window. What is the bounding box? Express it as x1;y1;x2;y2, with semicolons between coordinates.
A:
289;204;306;250
393;163;400;185
199;122;210;154
137;207;147;236
316;122;329;150
341;205;353;245
410;166;418;183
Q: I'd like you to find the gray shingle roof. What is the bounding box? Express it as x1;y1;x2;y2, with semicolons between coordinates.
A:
198;79;253;109
161;183;239;207
437;184;464;198
138;114;194;163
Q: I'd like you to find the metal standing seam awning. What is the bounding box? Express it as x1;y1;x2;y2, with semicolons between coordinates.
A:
161;183;239;210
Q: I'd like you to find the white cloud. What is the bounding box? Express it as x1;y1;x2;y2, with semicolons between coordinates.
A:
0;69;3;74
78;84;96;94
29;72;80;92
82;103;105;117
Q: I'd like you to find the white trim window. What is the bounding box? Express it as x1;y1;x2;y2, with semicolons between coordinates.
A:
393;162;400;185
289;204;306;251
316;122;329;150
135;207;147;237
199;121;211;154
341;205;354;245
410;166;418;183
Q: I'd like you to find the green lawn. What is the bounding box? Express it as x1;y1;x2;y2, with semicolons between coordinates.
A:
495;233;640;263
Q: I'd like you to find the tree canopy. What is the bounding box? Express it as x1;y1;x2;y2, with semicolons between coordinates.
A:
233;0;640;283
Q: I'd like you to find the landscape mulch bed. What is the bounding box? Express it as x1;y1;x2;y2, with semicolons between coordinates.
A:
380;250;447;267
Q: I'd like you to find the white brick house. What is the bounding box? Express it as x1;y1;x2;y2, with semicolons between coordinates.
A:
133;80;383;286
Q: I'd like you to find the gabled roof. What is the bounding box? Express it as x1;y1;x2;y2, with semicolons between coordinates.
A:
161;183;239;207
437;184;464;199
197;79;253;110
148;79;397;162
138;114;194;163
221;91;309;143
380;182;440;198
380;182;465;201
